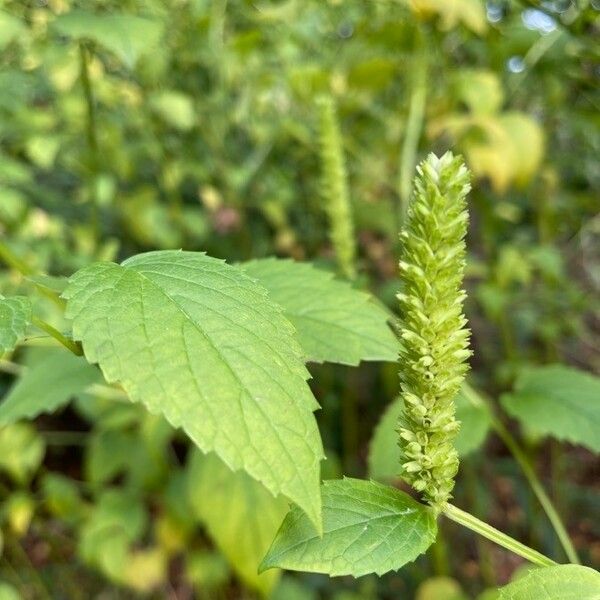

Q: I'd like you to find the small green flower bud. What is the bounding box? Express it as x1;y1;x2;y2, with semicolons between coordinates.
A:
396;152;472;510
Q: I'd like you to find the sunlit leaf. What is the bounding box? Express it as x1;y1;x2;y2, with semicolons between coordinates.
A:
260;478;436;577
65;250;323;530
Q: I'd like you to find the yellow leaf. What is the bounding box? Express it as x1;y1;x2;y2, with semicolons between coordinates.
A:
499;112;545;188
455;70;504;114
411;0;488;35
430;113;545;193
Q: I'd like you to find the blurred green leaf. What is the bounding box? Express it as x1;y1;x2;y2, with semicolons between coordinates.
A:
455;70;504;115
150;91;196;131
416;577;467;600
42;472;85;523
78;489;147;582
0;423;45;484
53;11;164;68
411;0;487;35
0;582;20;600
0;11;25;51
187;450;287;596
0;348;100;425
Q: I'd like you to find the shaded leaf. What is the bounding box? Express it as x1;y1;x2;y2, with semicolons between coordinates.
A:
53;10;163;68
260;478;436;577
187;451;288;596
242;258;398;365
65;250;323;530
501;365;600;452
0;348;100;426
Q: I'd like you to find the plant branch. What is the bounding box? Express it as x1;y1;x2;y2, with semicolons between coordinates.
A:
79;41;100;241
462;383;581;564
0;241;35;276
443;503;557;568
31;316;83;357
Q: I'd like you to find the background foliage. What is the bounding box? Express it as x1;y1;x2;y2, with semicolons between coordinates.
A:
0;0;598;598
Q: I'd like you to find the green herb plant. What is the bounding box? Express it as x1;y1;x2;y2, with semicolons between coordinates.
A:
1;153;599;598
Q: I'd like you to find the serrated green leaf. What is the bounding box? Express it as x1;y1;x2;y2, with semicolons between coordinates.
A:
501;365;600;453
53;11;163;68
242;259;398;366
498;565;600;599
0;295;31;356
368;389;490;482
0;348;100;426
260;478;436;577
64;250;323;530
187;450;288;597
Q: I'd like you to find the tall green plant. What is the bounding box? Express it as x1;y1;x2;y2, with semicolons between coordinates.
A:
396;152;471;509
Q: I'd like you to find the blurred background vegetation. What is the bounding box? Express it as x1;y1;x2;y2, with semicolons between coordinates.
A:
0;0;598;598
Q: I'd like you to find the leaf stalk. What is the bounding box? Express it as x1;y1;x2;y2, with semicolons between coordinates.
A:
443;503;557;568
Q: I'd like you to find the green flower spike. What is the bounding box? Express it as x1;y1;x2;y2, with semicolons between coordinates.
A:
397;151;472;510
318;95;356;280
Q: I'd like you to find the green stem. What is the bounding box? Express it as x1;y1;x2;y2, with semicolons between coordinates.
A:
0;241;35;276
462;383;581;564
398;27;427;220
79;41;100;241
464;459;496;586
0;241;65;309
430;527;450;576
509;29;562;96
443;503;557;568
31;316;82;356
